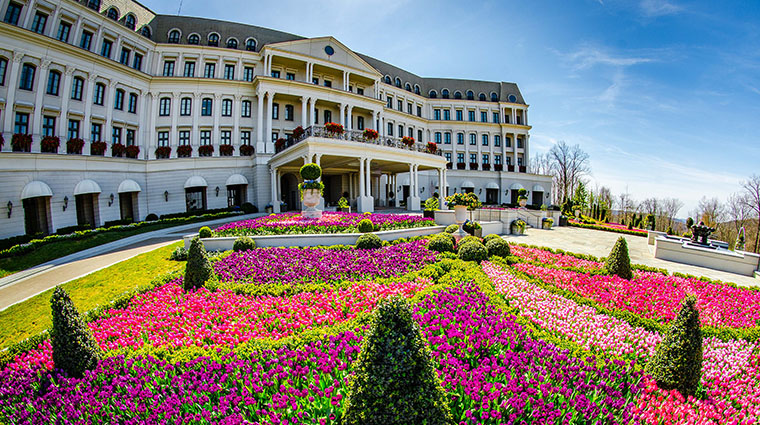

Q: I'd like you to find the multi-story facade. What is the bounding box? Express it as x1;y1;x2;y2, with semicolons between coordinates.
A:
0;0;552;239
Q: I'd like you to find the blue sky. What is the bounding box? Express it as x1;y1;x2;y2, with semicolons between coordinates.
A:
150;0;760;215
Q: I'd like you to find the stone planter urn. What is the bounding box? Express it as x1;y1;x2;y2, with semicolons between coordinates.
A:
454;205;468;239
575;210;581;218
302;188;323;219
519;198;528;208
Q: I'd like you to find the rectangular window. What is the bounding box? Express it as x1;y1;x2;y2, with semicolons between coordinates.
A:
201;98;213;116
323;80;331;88
518;157;524;166
457;153;465;164
444;132;452;144
132;53;142;71
243;66;254;82
119;48;130;65
46;71;60;95
56;22;71;42
506;156;512;166
93;84;105;105
241;100;251;117
324;110;331;124
434;132;442;144
180;97;192;116
224;64;235;80
272;103;279;119
101;39;112;59
408;127;413;138
0;58;6;86
271;70;280;78
204;63;215;78
494;135;501;146
357;88;364;95
397;99;402;111
67;119;80;140
114;90;124;110
91;123;102;142
128;93;138;113
468;110;475;121
14;112;29;134
482;134;489;146
179;130;190;145
493;112;499;123
470;153;477;163
482;154;489;164
79;31;92;51
4;2;22;25
163;60;175;77
42;116;55;137
386;96;392;108
312;77;319;85
456;110;463;121
517;137;524;148
505;137;511;147
19;64;35;90
418;129;423;142
504;114;510;124
357;116;364;130
457;133;464;145
286;72;295;81
112;127;122;144
406;103;412;114
184;61;196;77
221;99;232;117
469;133;476;145
398;125;403;137
495;155;502;165
200;130;211;145
158;131;169;147
387;122;393;136
433;109;441;120
271;132;278;143
445;152;451;163
220;130;231;145
126;129;135;146
314;109;319;124
481;111;487;122
284;105;293;121
31;12;47;34
443;109;451;121
241;131;251;145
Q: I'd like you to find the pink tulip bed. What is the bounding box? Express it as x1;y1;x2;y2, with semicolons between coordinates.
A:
509;245;605;270
569;220;649;236
214;211;434;236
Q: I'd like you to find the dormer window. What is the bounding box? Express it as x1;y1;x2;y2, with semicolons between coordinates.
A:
384;76;391;84
245;39;256;51
125;14;135;30
226;38;238;49
140;26;151;38
168;30;180;44
405;83;412;92
442;89;449;99
107;8;119;20
466;90;474;100
429;90;437;99
478;93;486;101
491;92;498;102
394;77;401;88
454;91;462;99
188;34;199;45
87;0;100;11
208;33;219;47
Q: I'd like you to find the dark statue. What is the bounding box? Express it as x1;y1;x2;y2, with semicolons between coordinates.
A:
690;221;715;246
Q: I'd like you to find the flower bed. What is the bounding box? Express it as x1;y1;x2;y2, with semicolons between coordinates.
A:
214;212;434;236
510;245;605;270
569;220;649;236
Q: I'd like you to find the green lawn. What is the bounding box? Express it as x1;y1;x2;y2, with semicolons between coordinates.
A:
0;242;183;349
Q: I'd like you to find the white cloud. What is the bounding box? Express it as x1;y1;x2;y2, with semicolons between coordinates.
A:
639;0;682;17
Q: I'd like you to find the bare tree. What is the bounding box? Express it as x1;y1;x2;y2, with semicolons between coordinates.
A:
547;141;591;204
661;198;684;231
741;175;760;253
530;152;553;176
693;196;724;228
723;192;751;249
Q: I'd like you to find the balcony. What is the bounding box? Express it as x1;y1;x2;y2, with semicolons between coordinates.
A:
274;125;442;157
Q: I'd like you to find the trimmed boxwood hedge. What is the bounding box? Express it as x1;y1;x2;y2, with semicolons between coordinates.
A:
356;233;382;250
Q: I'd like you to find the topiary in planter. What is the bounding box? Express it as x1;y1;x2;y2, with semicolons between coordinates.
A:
458;235;483;247
300;163;322;181
233;236;256;252
358;218;374;233
605;236;633;280
483;233;501;244
356;233;382;249
342;296;454;425
427;234;454;253
445;224;459;234
457;241;488;263
198;226;213;238
50;287;101;378
485;238;510;258
184;237;217;291
645;295;703;397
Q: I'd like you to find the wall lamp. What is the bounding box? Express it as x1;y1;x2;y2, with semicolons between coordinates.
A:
108;193;115;206
420;187;424;193
478;188;482;194
62;196;69;211
6;201;11;218
164;190;169;202
215;186;220;197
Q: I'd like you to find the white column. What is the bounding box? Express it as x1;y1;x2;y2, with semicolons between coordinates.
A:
346;105;353;131
83;75;95;142
414;164;420;196
408;163;415;195
301;97;308;128
372;111;378;131
365;158;372;196
105;81;117;146
72;16;83;46
59;66;74;137
212;94;222;156
524;134;530;172
47;6;61;38
170;93;179;149
265;92;273;153
192;93;201;154
233;95;242;151
512;132;518;170
256;91;265;152
148;92;158;153
270;166;280;213
338;103;344;127
359;158;366;197
33;60;50;146
439;168;446;208
312;99;318;125
2;53;23;146
22;0;37;29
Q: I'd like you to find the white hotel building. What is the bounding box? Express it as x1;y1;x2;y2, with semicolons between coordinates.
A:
0;0;552;239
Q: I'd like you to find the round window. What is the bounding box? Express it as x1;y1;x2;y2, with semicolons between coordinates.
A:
508;94;517;103
324;45;335;55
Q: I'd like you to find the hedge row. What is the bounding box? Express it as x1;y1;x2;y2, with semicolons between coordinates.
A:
568;221;648;237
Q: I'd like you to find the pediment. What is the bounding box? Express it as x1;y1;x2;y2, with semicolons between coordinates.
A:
268;37;380;76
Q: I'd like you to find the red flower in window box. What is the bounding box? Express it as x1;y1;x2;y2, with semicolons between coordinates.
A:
426;142;437;154
239;144;254;156
292;126;305;139
67;138;84;154
11;134;32;152
0;133;4;149
494;164;503;172
177;145;192;158
363;128;378;140
482;163;491;171
469;162;479;170
220;144;234;156
155;146;171;159
401;136;415;147
90;141;107;156
324;122;344;135
111;143;126;157
456;163;466;170
125;145;140;159
275;138;286;149
198;144;214;157
41;136;60;153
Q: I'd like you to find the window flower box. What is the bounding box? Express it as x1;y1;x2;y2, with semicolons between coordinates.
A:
324;122;344;135
457;163;466;170
111;143;126;157
482;163;491;171
363;128;378;140
220;144;234;156
275;138;286;152
401;136;415;147
519;165;527;173
155;146;171;159
508;165;515;172
125;145;140;159
0;133;4;149
426;142;437;154
90;141;107;156
177;144;192;158
198;144;214;157
41;136;60;153
469;162;479;170
67;138;84;154
494;164;503;172
446;162;453;169
239;144;254;156
292;126;305;140
11;134;32;152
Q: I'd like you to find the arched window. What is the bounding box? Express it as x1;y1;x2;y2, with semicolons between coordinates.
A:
441;89;449;99
478;93;486;101
125;14;136;30
466;90;474;100
414;85;420;95
140;26;151;38
245;38;256;51
168;30;180;44
405;83;412;92
383;75;391;84
188;34;200;45
428;90;437;99
226;38;238;49
491;92;498;102
208;33;219;47
454;91;462;99
87;0;100;11
107;7;119;21
394;77;401;88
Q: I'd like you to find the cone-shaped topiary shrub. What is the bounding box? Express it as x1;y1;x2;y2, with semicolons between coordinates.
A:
356;233;382;249
457;241;488;263
342;296;454;425
50;287;101;378
645;294;703;397
605;236;633;280
232;236;256;252
198;226;213;238
427;234;454;253
358;218;374;233
485;238;510;258
184;237;217;291
483;233;501;244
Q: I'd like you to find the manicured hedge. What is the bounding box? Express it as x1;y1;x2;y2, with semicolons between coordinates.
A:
568;221;648;237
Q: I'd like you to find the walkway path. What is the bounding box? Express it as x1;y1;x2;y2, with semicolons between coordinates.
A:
0;213;264;311
502;226;760;287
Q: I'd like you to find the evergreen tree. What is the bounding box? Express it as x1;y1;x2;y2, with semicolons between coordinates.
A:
605;237;633;280
184;237;216;290
50;287;101;377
